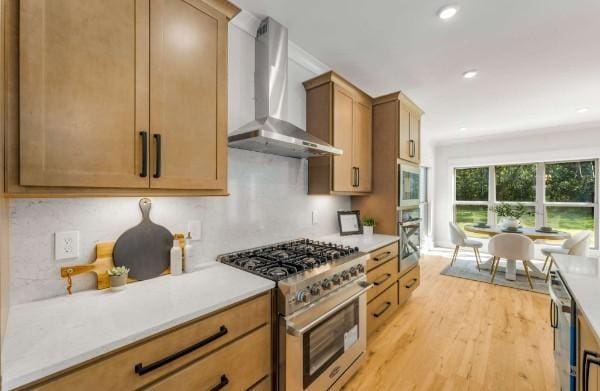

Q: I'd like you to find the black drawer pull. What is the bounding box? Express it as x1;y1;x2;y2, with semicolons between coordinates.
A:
356;167;360;187
409;140;415;157
210;375;229;391
373;273;392;286
134;325;228;376
373;251;391;262
139;131;148;177
153;133;162;179
405;278;418;289
373;301;392;318
584;350;600;391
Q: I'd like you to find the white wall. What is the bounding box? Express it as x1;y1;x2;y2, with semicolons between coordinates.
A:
8;24;349;305
433;125;600;248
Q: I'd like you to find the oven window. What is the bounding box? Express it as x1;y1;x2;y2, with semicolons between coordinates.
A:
400;167;420;205
303;300;359;388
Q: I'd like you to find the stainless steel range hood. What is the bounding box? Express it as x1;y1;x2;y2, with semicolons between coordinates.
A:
228;17;342;159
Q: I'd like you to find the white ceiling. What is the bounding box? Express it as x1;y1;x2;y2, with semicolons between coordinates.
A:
231;0;600;143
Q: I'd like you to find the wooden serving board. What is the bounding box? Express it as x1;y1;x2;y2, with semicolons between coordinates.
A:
60;235;185;292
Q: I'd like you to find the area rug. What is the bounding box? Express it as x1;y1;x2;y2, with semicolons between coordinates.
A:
440;254;549;294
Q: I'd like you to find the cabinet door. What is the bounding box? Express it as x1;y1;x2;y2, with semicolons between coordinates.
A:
19;0;149;188
398;104;411;161
332;86;354;192
409;111;421;163
579;315;600;391
353;101;372;192
149;0;227;190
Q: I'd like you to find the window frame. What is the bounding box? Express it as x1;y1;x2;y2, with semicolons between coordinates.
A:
453;159;599;248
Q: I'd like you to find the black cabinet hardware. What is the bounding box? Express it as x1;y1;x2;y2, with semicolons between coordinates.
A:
356;167;360;187
373;273;392;286
409;139;415;157
209;375;229;391
373;301;392;318
134;325;228;375
139;131;148;178
153;134;162;178
373;251;391;261
584;350;600;391
405;278;418;289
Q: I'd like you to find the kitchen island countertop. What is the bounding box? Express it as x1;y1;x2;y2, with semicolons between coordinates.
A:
315;233;400;253
554;254;600;341
1;263;274;390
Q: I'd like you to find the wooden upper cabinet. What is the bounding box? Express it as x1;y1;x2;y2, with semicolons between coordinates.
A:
149;0;227;190
304;71;373;195
15;0;238;194
374;92;423;165
353;101;372;192
19;0;149;188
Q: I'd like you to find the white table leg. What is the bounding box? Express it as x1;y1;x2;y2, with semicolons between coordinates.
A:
505;260;517;281
478;257;545;280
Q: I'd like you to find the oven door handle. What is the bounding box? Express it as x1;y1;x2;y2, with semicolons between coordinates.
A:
286;282;373;337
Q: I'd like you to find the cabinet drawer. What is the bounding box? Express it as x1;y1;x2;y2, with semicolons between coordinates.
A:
34;293;270;390
366;257;398;302
366;242;398;272
399;265;420;306
249;376;271;391
367;282;398;337
148;325;270;390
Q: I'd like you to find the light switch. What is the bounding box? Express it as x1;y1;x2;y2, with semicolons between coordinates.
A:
312;210;319;225
55;231;80;260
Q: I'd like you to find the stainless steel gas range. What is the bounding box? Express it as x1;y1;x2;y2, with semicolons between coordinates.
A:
218;239;372;391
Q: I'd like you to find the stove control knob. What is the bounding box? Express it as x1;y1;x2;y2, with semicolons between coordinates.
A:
332;274;341;285
310;284;321;296
349;267;358;276
296;289;309;303
341;270;351;280
356;264;365;274
321;279;332;290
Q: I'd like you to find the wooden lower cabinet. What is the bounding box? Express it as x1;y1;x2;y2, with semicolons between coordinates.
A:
366;242;398;272
148;325;270;390
398;265;420;306
578;313;600;391
366;257;397;302
367;281;398;337
28;293;271;390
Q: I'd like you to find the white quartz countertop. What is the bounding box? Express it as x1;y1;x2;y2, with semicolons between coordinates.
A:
554;254;600;341
1;263;274;390
315;233;400;253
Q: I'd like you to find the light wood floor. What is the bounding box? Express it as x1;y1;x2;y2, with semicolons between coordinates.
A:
344;254;554;391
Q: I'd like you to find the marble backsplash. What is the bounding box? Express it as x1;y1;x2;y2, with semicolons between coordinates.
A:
9;149;350;305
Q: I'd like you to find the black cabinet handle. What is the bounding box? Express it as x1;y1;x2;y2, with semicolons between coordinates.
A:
351;167;358;187
584;350;600;391
153;134;162;178
549;302;558;329
373;251;391;262
139;131;148;177
405;278;418;289
373;273;392;286
357;167;360;187
409;140;415;157
373;301;392;318
134;325;228;376
209;375;229;391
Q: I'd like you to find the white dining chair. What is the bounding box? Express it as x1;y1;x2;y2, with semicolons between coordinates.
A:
449;222;483;270
541;230;591;282
488;233;535;289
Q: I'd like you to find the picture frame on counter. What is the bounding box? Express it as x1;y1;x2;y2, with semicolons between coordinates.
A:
337;210;363;236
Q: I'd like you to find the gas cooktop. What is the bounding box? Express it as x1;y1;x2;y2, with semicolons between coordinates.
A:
217;239;360;281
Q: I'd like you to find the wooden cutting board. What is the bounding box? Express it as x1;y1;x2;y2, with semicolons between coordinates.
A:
60;241;116;290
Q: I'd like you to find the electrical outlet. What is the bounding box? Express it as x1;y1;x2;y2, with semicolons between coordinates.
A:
312;210;319;225
55;231;79;260
188;220;202;240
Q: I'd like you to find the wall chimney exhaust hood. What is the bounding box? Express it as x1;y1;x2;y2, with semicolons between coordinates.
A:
228;17;342;159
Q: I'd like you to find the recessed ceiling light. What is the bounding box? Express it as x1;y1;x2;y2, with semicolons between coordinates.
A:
438;5;459;20
577;108;589;113
462;70;478;79
459;127;468;132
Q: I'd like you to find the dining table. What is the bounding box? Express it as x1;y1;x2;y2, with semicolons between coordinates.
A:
463;224;571;281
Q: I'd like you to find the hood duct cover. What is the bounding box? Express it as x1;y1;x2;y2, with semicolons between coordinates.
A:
228;17;342;158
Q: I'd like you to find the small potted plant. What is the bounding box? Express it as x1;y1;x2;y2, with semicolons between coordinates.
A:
107;266;130;291
362;217;376;236
489;203;532;229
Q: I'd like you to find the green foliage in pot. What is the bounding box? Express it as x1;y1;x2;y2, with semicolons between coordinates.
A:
108;266;130;276
362;217;376;227
489;203;533;219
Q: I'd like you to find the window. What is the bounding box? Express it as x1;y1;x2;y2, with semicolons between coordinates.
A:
455;167;488;201
495;164;536;202
454;160;598;248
